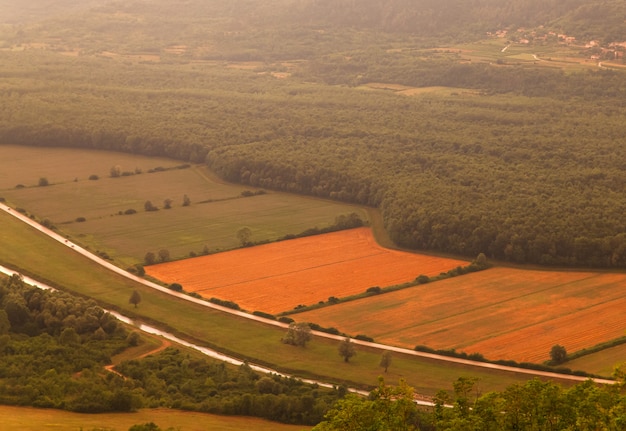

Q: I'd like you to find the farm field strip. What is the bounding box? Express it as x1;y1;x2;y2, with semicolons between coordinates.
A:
0;145;367;265
294;267;626;363
146;227;468;314
464;298;626;363
0;405;307;431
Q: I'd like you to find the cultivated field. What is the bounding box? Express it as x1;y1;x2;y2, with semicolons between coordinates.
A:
0;405;307;431
293;267;626;364
0;145;367;267
1;205;545;397
146;227;468;315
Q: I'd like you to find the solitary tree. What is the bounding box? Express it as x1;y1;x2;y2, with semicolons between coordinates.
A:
380;350;392;373
144;200;157;212
38;177;49;187
182;194;191;207
158;249;170;262
550;344;567;364
338;337;357;363
163;198;172;209
282;322;312;347
237;227;252;247
129;290;142;308
144;252;156;265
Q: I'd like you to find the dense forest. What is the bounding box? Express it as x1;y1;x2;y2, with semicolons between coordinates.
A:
2;50;626;267
1;0;626;269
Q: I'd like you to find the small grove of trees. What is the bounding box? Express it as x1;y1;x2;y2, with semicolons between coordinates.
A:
282;322;312;347
0;273;136;413
142;249;170;265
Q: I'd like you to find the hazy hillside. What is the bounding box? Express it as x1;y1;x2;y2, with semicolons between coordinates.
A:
0;0;104;24
5;0;626;51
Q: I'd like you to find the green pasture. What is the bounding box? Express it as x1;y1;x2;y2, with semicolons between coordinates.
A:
0;145;367;267
0;209;560;396
566;344;626;378
0;405;308;431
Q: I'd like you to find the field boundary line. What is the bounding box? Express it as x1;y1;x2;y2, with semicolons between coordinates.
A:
0;202;615;385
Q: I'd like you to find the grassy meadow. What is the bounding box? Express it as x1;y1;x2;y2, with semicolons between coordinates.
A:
0;145;368;267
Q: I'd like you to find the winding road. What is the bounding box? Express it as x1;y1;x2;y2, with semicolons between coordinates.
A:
0;202;615;386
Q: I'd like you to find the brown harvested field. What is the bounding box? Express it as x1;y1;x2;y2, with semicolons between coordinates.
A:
294;267;626;363
146;227;468;314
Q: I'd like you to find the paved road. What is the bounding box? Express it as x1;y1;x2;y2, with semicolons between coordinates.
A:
0;202;615;385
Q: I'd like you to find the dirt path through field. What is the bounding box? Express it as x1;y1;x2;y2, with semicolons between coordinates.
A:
105;336;172;377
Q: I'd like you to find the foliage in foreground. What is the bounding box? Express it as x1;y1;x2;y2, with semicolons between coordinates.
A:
116;348;340;425
315;376;626;431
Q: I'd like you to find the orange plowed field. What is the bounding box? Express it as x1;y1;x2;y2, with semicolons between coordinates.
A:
146;227;467;314
295;267;626;363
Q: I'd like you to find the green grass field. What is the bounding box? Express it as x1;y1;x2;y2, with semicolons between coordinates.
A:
0;405;309;431
0;145;367;267
566;344;626;377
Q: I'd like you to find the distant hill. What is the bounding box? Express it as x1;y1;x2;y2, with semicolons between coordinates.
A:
0;0;105;24
285;0;625;42
4;0;625;44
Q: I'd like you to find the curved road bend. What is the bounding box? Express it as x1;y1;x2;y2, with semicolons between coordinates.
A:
0;202;615;386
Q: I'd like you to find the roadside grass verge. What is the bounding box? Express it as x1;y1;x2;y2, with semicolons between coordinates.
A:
0;210;550;396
